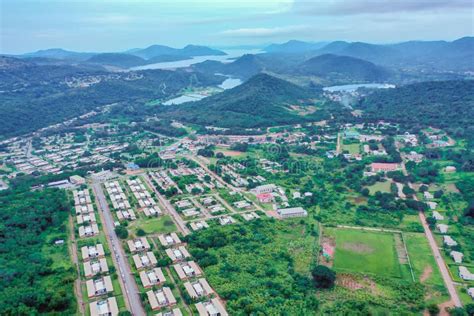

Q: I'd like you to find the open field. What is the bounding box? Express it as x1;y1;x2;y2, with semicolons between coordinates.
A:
325;228;405;278
343;143;360;155
128;214;177;234
367;180;392;195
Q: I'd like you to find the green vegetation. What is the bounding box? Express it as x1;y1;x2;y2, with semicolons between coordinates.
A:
160;73;329;128
358;80;474;147
129;215;177;234
186;218;319;315
0;187;76;314
326;228;404;279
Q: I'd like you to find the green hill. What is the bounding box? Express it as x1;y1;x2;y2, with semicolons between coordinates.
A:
161;73;325;128
87;53;147;68
297;54;390;82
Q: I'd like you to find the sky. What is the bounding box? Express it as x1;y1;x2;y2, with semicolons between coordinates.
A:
1;0;473;54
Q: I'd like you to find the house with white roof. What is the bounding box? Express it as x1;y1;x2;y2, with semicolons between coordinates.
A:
81;244;105;261
165;246;191;262
156;308;182;316
190;220;209;231
277;207;308;219
139;268;166;288
427;202;438;210
127;237;151;253
443;235;458;247
86;276;113;298
450;251;464;264
184;278;214;299
84;258;109;278
117;209;136;221
173;261;202;280
89;297;119;316
77;212;97;225
468;287;474;299
147;287;177;311
459;266;474;281
133;252;157;270
158;233;181;247
437;223;449;234
219;215;236;226
242;212;260;221
79;224;99;238
432;211;444;221
195;298;228;316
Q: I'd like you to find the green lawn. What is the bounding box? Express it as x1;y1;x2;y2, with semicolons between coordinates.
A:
129;215;177;235
367;181;391;195
343;143;360;155
326;228;402;278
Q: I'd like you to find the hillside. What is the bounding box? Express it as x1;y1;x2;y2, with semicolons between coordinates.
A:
87;53;147;68
265;40;328;53
131;44;226;59
161;73;326;128
21;48;95;61
358;80;474;142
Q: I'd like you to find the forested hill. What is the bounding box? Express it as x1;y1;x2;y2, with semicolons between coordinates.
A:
358;80;474;143
161;73;326;128
296;54;390;82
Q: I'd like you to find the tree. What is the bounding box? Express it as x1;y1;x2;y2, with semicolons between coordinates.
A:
311;265;336;289
434;190;444;199
115;226;128;239
427;303;440;316
465;304;474;316
136;228;146;237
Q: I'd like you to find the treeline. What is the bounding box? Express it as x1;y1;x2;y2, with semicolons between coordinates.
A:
0;185;76;314
358;80;474;147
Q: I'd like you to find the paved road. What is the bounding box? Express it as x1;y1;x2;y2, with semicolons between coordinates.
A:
142;174;191;236
92;182;146;316
398;152;462;307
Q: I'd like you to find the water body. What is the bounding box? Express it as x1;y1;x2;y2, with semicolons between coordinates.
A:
163;94;207;105
218;77;242;90
323;83;396;93
130;49;261;71
163;77;242;105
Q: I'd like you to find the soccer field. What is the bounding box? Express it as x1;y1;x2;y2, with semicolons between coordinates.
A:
326;228;404;278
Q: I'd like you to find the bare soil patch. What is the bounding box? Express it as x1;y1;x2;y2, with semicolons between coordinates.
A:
341;241;374;254
221;150;243;157
319;236;335;268
420;266;433;283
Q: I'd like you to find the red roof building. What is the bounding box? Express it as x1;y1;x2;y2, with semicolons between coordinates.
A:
370;163;400;173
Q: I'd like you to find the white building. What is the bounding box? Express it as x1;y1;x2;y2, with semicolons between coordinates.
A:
459;266;474;281
277;207;308;219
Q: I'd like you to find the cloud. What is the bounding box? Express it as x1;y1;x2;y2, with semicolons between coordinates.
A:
219;25;310;38
293;0;473;15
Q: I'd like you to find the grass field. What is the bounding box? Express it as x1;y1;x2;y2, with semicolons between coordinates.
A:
326;228;403;278
343;143;360;155
367;181;392;195
129;215;177;234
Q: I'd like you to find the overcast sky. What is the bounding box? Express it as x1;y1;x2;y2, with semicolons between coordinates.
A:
1;0;473;54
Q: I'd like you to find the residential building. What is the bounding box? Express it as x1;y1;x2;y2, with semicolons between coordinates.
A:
158;233;181;247
437;224;448;234
195;298;228;316
173;261;202;280
166;246;191;262
450;251;464;264
277;207;308;219
139;268;166;288
184;278;214;299
127;237;151;253
81;244;105;261
459;266;474;281
84;258;109;278
443;236;458;247
133;252;158;270
147;287;177;311
86;276;113;298
370;163;400;173
89;297;119;316
79;224;99;238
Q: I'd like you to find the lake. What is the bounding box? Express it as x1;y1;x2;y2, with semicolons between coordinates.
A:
162;77;242;105
323;83;396;93
129;49;261;71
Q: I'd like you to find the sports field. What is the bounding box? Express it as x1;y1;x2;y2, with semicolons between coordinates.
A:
325;228;404;278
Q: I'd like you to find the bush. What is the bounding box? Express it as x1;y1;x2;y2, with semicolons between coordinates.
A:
311;265;336;289
115;226;129;239
427;303;440;316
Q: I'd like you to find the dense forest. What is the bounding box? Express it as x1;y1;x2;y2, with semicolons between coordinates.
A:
161;73;328;128
357;80;474;146
0;58;221;139
0;186;76;314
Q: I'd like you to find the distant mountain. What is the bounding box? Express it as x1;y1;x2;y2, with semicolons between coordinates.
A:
265;40;328;54
310;37;474;71
21;48;95;61
161;73;324;128
296;54;390;82
146;54;190;63
87;53;147;68
131;44;226;59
